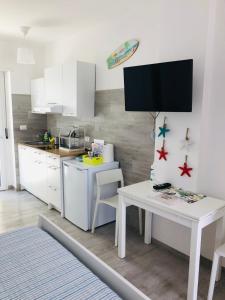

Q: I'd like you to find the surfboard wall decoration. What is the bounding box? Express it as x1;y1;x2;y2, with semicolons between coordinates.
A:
107;39;139;69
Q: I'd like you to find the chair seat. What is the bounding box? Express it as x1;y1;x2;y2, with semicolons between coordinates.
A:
99;195;119;208
216;243;225;256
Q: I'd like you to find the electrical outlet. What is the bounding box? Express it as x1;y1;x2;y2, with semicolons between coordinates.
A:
85;136;90;142
20;125;27;131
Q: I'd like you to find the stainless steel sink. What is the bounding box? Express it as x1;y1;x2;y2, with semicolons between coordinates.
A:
25;141;47;145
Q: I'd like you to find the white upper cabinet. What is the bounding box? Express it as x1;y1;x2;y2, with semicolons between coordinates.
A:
31;61;95;116
62;61;95;118
31;78;45;111
44;65;62;104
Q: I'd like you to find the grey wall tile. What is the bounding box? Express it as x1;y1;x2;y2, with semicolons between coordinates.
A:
47;89;155;230
47;89;155;185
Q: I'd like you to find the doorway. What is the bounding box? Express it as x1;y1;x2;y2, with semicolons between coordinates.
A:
0;72;8;190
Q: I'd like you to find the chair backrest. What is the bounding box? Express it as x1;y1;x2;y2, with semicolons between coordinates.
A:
96;168;124;187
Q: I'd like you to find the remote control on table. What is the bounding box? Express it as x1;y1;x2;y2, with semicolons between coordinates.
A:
153;183;172;190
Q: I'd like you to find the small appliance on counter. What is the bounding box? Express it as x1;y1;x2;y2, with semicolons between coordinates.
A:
63;159;119;231
59;126;85;153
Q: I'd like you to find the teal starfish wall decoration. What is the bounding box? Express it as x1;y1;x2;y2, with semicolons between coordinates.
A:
158;125;170;138
158;116;170;138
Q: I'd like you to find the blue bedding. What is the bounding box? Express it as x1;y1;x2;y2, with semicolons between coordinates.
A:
0;226;121;300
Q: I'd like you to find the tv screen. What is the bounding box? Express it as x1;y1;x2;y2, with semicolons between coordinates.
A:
124;59;193;112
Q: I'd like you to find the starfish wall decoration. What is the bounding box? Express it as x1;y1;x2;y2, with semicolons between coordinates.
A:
158;116;170;138
179;155;193;177
157;140;168;161
180;128;194;152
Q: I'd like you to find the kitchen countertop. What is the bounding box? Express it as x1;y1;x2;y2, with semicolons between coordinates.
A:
18;143;85;158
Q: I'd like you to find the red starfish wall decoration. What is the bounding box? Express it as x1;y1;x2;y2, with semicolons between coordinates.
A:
179;156;193;177
157;142;168;161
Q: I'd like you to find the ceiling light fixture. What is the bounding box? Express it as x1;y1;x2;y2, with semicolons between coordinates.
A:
17;26;35;65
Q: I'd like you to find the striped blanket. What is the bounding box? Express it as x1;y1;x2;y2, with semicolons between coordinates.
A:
0;226;121;300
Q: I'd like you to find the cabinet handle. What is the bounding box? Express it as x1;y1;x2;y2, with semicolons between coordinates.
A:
48;165;59;170
48;155;57;160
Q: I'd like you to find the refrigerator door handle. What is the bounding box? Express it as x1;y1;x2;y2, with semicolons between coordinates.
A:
63;163;84;172
76;167;84;171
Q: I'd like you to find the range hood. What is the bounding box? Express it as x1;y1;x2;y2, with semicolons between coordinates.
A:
32;103;63;114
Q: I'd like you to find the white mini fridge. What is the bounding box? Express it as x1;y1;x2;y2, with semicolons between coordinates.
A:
63;160;119;231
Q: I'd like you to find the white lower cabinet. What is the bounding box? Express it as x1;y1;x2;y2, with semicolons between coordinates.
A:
18;145;62;211
18;145;32;190
31;149;47;202
47;156;61;210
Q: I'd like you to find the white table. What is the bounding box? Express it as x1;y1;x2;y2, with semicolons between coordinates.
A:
118;181;225;300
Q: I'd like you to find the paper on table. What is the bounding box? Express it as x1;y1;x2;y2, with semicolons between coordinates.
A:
148;193;188;206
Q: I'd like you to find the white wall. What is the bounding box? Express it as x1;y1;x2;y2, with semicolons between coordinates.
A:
45;1;162;90
197;0;225;259
44;1;221;258
0;39;45;94
152;1;209;255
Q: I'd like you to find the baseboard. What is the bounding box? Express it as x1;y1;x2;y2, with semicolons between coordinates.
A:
151;238;225;270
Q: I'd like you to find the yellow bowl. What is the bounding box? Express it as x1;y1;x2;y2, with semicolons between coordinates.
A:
83;155;103;165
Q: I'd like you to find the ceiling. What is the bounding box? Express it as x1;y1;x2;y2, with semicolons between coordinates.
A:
0;0;136;43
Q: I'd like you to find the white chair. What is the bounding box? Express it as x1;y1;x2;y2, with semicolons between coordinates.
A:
207;243;225;300
91;168;143;246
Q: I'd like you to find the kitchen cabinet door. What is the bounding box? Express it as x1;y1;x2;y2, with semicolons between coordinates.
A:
18;145;31;189
62;61;95;117
44;65;62;104
31;78;45;111
62;63;77;116
47;164;61;210
31;150;47;202
46;154;61;211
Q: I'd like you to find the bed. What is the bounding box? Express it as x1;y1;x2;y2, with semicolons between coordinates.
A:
0;215;150;300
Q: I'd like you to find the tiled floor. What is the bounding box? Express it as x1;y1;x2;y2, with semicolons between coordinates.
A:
0;189;225;299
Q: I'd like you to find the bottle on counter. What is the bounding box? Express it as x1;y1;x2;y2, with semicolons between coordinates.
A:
43;130;51;143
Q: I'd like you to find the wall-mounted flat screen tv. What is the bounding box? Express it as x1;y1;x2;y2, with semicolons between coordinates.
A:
124;59;193;112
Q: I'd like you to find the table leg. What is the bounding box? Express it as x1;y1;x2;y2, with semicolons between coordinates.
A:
215;217;224;281
118;196;126;258
187;222;202;300
144;211;152;244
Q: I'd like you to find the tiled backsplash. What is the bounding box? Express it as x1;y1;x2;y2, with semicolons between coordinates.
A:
47;89;155;186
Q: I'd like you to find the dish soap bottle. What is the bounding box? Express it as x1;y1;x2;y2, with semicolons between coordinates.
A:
43;130;51;143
